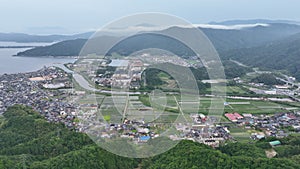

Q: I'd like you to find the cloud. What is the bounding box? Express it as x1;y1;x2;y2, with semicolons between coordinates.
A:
193;23;270;30
98;23;270;35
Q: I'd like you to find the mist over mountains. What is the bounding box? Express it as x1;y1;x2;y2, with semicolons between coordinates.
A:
3;19;300;79
209;19;300;25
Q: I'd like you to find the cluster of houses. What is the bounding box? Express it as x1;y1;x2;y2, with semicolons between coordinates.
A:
249;86;295;96
109;118;159;143
170;114;232;147
75;56;202;91
76;108;234;146
93;59;145;89
77;109;160;144
234;73;298;97
251;112;300;138
0;67;77;128
225;111;300;140
139;53;201;67
71;58;145;90
182;125;232;147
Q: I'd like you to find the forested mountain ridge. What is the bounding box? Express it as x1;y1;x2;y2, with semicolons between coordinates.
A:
222;32;300;79
16;23;300;56
16;39;87;57
15;23;300;81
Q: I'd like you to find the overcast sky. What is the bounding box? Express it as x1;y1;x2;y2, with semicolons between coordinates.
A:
1;0;300;34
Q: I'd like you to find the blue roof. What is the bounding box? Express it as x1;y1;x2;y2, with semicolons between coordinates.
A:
140;136;150;141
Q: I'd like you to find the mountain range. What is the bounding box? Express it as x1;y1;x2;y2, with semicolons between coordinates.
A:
5;19;300;80
0;32;93;43
16;22;300;55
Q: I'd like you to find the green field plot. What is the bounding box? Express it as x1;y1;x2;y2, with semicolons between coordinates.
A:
140;93;300;117
99;97;124;123
206;86;249;95
139;95;179;111
0;115;5;127
228;126;252;143
198;98;212;113
99;105;122;123
78;94;105;104
166;95;178;107
151;112;181;124
224;98;298;114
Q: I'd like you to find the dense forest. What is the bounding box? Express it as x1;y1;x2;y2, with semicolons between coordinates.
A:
251;73;285;86
1;105;300;168
223;33;300;80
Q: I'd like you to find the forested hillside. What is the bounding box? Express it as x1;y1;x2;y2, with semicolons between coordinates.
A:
16;39;87;57
0;105;138;169
222;33;300;79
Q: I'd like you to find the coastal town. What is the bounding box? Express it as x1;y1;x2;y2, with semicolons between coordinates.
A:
0;67;77;128
1;57;300;148
3;0;300;167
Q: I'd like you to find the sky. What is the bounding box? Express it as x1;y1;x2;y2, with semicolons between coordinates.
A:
1;0;300;34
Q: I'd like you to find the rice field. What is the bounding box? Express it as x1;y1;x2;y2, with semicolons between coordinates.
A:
224;98;299;114
79;92;300;125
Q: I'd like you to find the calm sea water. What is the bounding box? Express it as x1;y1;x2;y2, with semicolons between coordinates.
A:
0;42;76;75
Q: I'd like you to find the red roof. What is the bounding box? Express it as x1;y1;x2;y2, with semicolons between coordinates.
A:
225;113;237;121
234;112;243;119
287;114;296;119
225;113;243;121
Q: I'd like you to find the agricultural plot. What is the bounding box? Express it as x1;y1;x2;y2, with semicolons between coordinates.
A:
99;96;123;123
78;94;105;104
229;126;252;143
206;86;249;95
178;96;300;115
224;98;299;114
98;93;300;124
